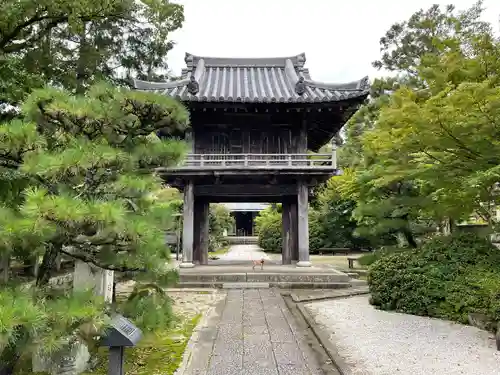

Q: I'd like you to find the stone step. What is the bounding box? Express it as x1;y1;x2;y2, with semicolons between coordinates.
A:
175;281;353;289
179;272;350;283
222;282;270;289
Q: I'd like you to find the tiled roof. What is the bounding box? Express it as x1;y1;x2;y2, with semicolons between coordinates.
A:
134;53;369;104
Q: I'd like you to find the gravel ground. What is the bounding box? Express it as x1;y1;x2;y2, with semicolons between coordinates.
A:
116;281;226;320
305;295;500;375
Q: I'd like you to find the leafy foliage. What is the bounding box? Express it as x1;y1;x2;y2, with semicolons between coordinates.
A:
255;205;334;254
337;1;499;243
255;206;282;253
315;172;372;249
0;83;189;372
118;284;176;332
208;204;233;251
0;287;107;372
168;201;234;252
0;0;185;102
368;233;500;329
15;83;189;280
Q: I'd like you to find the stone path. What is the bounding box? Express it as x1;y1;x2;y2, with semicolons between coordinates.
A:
183;288;322;375
219;244;272;262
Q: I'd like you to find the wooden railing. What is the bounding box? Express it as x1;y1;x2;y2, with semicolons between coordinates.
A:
173;153;337;169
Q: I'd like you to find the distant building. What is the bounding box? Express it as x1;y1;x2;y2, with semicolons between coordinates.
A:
222;203;270;236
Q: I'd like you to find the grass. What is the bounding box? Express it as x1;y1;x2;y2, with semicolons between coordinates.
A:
83;314;201;375
208;246;229;256
309;254;366;270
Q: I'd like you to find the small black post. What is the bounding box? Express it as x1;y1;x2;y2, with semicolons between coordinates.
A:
108;346;124;375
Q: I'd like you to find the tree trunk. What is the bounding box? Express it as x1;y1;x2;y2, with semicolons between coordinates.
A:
75;23;89;95
1;253;9;284
36;244;61;287
23;256;40;277
401;228;418;248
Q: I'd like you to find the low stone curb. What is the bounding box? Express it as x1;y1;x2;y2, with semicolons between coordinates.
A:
174;293;224;375
291;287;370;303
296;302;350;375
164;288;219;293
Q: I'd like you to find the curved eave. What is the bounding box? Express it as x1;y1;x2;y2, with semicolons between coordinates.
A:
134;85;369;104
302;75;370;92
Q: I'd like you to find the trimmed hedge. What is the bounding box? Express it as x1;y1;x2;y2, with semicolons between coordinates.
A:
368;233;500;330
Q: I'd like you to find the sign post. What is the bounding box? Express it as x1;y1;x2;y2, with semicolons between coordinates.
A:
100;314;143;375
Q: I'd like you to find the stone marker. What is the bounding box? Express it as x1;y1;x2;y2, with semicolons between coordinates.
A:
33;261;114;375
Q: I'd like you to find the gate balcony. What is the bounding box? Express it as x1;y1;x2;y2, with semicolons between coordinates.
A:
169;153;337;171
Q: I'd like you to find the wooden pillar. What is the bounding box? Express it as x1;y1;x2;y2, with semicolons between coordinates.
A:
200;202;210;265
194;199;209;265
290;198;299;262
193;199;202;264
282;200;292;265
296;180;311;267
180;180;195;268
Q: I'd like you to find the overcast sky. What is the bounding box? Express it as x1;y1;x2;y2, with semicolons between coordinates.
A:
167;0;499;83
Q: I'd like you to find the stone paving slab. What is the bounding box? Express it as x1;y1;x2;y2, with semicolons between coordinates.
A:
182;288;322;375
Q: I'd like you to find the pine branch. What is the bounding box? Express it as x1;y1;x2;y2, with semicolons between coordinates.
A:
60;248;146;272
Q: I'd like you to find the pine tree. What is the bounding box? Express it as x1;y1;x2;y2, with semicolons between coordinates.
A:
0;83;189;374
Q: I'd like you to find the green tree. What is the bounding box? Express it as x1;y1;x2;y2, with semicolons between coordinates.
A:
0;83;189;373
339;1;494;242
367;40;500;226
0;0;184;102
316;172;372;249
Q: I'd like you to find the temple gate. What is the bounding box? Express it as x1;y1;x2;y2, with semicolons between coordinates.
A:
135;52;369;268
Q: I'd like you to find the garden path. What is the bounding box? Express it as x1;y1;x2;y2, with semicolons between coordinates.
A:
181;288;323;375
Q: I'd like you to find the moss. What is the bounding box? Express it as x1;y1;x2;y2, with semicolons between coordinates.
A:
83;314;201;375
208;246;229;256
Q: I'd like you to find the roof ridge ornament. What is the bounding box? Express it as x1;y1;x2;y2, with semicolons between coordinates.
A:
187;75;199;95
295;76;306;96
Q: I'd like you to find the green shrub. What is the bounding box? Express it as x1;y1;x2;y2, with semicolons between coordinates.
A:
255;206;323;253
170;201;233;252
209;204;233;251
308;212;323;254
357;246;405;266
368;232;500;330
255;207;282;252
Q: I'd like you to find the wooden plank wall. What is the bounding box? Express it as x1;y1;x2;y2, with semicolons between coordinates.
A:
194;126;296;154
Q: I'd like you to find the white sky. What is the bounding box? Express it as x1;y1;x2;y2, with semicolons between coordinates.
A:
167;0;499;83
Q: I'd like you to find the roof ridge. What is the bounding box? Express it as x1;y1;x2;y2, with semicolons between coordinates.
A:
184;52;306;68
301;75;371;92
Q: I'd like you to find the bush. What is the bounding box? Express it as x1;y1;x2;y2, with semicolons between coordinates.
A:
357;246;404;267
368;233;500;330
255;206;282;252
169;201;234;252
209;204;233;251
255;206;323;253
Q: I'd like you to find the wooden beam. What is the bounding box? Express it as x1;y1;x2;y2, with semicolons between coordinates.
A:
194;184;298;197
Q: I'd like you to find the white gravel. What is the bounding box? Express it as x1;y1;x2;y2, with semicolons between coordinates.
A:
305;295;500;375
